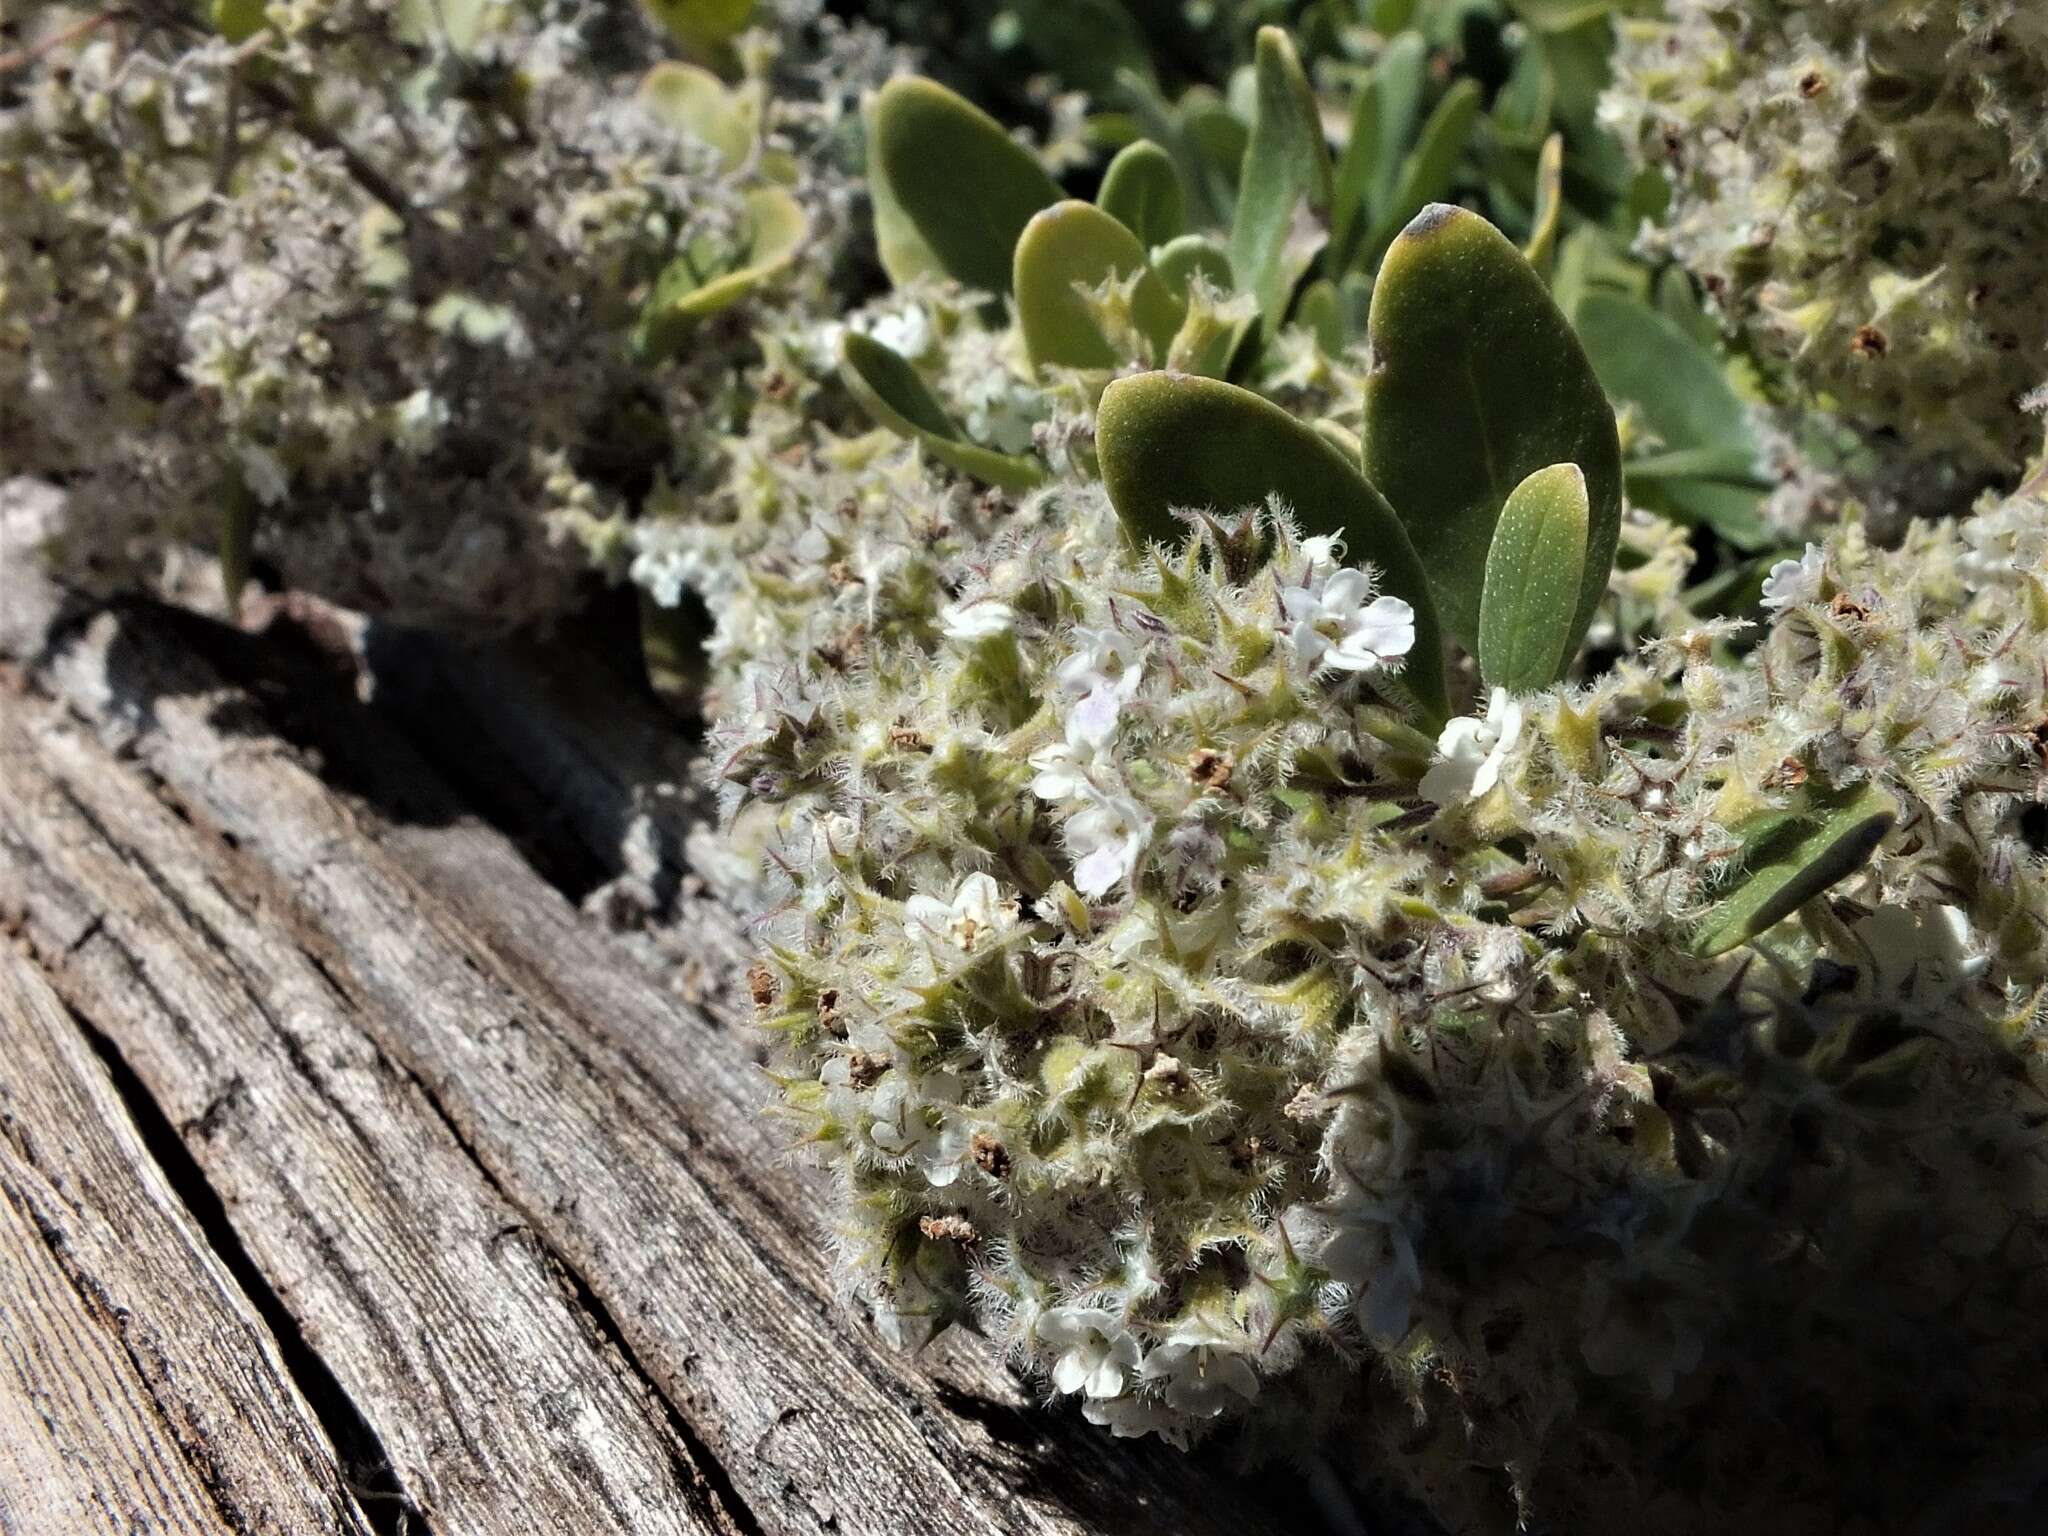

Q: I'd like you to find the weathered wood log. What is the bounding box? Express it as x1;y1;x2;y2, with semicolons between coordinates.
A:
0;947;372;1536
0;562;1341;1535
1;688;743;1536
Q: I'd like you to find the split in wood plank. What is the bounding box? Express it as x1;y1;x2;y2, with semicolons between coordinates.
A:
0;946;374;1536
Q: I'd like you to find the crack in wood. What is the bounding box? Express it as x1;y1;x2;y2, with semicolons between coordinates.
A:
58;999;434;1536
0;945;378;1536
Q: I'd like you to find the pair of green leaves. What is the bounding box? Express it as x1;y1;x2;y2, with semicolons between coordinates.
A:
1362;204;1621;692
1095;205;1621;719
867;76;1061;298
1330;30;1485;276
854;74;1237;478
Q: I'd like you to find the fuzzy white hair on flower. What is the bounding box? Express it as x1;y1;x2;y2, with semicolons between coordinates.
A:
1298;533;1344;576
1760;543;1826;612
1037;1307;1141;1399
1281;564;1416;676
1420;688;1526;805
904;871;1018;954
940;597;1017;641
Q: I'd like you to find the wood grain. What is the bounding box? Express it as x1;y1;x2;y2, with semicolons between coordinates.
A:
0;947;370;1536
0;679;742;1536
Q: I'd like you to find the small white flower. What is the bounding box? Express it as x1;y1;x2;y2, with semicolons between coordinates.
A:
867;1071;963;1162
1037;1308;1141;1398
630;536;716;610
904;872;1018;954
1320;1198;1422;1344
1420;688;1526;805
393;388;450;453
921;1117;981;1189
865;303;932;359
1136;1320;1261;1418
1281;566;1416;676
1065;789;1152;898
1760;542;1826;611
1054;624;1143;698
940;598;1016;642
1028;684;1130;799
1081;1393;1189;1447
958;371;1046;455
1028;738;1102;802
1067;685;1126;750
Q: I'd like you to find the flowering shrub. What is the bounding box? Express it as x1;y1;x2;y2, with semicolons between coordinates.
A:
725;455;2048;1530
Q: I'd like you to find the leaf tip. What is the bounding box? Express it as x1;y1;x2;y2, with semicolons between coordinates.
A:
1401;202;1464;240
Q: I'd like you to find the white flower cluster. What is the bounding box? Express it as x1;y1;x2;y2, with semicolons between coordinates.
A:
722;464;2048;1529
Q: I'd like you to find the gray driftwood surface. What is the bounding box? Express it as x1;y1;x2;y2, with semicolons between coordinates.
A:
0;543;1348;1536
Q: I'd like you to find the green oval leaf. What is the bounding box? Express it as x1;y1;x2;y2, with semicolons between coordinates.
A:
1478;462;1589;692
639;61;755;169
1014;201;1182;372
212;0;269;42
635;185;808;360
1362;204;1621;655
1096;371;1445;717
1694;783;1898;957
1098;140;1187;248
868;77;1061;298
1229;27;1333;337
641;0;755;54
838;332;1047;493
